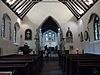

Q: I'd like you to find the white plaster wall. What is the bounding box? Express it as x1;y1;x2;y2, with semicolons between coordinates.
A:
0;1;19;55
0;39;17;56
79;1;100;54
64;21;81;54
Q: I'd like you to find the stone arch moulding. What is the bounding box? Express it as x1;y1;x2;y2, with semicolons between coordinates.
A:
35;16;63;51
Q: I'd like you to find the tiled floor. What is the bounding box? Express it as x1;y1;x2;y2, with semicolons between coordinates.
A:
41;57;63;75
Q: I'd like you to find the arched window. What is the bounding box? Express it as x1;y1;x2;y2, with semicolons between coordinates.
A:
25;29;32;40
94;15;100;40
1;13;11;40
13;22;20;43
1;15;5;38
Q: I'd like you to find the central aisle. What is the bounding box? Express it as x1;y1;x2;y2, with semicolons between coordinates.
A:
40;57;63;75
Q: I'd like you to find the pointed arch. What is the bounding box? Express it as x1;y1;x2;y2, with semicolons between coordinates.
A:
41;16;60;33
1;13;11;40
93;13;100;40
88;13;98;24
13;22;20;43
35;16;63;51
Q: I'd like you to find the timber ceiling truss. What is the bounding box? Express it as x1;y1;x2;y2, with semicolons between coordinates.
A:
1;0;98;20
59;0;98;19
1;0;42;20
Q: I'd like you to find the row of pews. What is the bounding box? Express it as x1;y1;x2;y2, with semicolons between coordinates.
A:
59;53;100;75
0;54;43;75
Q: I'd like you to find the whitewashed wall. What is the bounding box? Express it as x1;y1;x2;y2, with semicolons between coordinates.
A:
0;1;19;55
78;1;100;54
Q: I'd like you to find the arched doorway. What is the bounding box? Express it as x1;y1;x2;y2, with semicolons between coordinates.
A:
38;16;63;55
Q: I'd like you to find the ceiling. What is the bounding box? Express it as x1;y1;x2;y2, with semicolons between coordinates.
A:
1;0;98;20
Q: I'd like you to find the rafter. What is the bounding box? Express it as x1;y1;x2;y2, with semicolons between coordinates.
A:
59;0;99;20
1;0;99;20
1;0;42;20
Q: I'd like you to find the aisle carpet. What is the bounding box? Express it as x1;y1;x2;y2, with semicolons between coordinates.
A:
40;57;63;75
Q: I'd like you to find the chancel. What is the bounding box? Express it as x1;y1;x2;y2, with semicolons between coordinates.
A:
0;0;100;75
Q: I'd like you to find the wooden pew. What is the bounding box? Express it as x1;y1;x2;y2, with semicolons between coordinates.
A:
59;54;100;75
67;54;100;75
0;54;43;75
0;55;34;75
58;53;66;72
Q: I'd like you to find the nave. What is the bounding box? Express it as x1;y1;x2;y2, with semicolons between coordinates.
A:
0;0;100;75
41;57;63;75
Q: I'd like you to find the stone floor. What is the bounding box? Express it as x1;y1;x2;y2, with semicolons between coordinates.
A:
40;57;64;75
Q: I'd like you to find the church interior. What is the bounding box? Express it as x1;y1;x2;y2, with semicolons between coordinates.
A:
0;0;100;75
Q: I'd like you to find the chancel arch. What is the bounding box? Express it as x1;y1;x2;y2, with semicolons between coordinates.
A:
36;16;63;54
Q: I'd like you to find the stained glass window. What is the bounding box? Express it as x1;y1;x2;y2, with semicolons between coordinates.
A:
94;15;100;40
44;30;55;42
13;22;20;43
